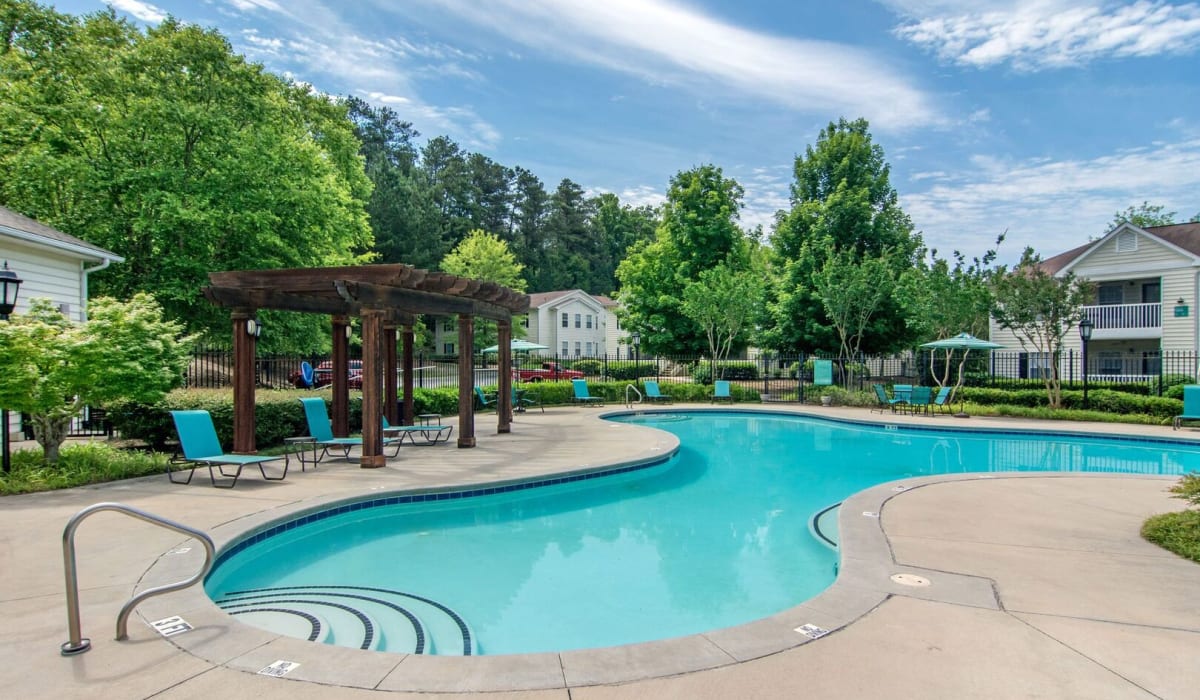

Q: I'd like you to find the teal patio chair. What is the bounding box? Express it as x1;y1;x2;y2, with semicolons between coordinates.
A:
711;380;734;403
474;386;497;411
1174;385;1200;430
382;415;454;445
643;380;673;404
932;386;953;415
906;386;932;415
299;397;400;461
871;384;906;413
571;379;605;406
169;410;287;488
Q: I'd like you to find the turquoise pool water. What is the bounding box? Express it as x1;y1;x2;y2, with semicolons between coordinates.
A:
204;412;1198;655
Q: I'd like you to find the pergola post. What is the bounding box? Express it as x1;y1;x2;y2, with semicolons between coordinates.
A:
457;313;476;448
231;309;257;454
497;320;512;433
359;309;386;468
401;325;415;426
384;323;399;425
331;315;350;437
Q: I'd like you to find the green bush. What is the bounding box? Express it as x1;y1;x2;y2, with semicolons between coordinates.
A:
571;359;604;376
0;442;169;495
604;360;659;381
962;386;1181;419
692;361;759;384
1142;510;1200;563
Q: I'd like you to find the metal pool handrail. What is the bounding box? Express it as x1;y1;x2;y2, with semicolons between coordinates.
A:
625;383;643;408
60;502;215;656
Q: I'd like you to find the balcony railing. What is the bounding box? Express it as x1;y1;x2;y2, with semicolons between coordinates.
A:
1082;302;1160;330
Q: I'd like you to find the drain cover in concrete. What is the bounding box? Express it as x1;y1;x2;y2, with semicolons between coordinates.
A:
890;573;931;587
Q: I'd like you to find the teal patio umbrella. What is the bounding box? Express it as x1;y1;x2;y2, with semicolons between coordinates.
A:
481;339;549;353
919;333;1005;417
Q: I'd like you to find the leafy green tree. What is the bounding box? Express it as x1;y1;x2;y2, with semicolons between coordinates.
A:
1108;202;1178;231
991;248;1093;408
681;263;764;378
810;241;895;386
897;240;1001;397
767;118;921;353
0;294;191;463
617;164;749;355
538;179;599;292
0;3;373;350
440;229;527;349
591;193;659;295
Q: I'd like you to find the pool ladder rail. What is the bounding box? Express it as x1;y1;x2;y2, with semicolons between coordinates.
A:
625;383;643;408
60;502;215;656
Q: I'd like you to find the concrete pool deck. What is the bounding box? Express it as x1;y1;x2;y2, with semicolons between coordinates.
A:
1;404;1198;699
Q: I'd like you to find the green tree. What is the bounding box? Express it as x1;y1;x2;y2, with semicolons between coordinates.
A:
811;241;895;386
0;294;191;463
591;193;659;295
538;179;598;292
617;164;749;355
1107;202;1178;231
681;263;764;378
0;3;373;349
990;248;1093;408
440;229;527;349
767;118;921;353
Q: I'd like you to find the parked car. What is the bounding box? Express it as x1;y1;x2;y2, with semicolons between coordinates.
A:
516;362;584;382
290;359;363;389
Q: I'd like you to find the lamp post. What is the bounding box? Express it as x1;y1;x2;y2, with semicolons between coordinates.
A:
631;331;640;380
0;261;25;473
1079;316;1094;410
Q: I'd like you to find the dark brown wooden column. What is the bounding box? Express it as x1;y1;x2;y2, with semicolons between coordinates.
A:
457;313;476;448
497;320;512;434
232;309;257;454
331;315;350;437
359;309;386;468
384;323;399;425
402;325;415;426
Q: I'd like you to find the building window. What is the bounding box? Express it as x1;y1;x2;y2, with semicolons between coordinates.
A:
561;341;568;355
575;313;581;328
574;341;581;357
1027;352;1053;379
443;343;455;355
1097;284;1123;306
521;315;529;328
586;315;593;329
561;312;568;328
586;341;593;355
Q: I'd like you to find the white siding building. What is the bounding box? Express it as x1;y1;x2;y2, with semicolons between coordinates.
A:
990;221;1200;378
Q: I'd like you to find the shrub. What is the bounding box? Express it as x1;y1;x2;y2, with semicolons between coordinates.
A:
692;361;759;384
604;361;659;381
571;359;604;376
0;442;169;495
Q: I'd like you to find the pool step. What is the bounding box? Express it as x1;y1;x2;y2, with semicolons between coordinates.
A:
216;585;474;655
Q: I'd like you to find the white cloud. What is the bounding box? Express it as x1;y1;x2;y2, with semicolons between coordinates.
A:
421;0;939;130
109;0;167;23
888;0;1200;70
900;138;1200;262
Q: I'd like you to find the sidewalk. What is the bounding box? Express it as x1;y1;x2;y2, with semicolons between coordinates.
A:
1;406;1196;699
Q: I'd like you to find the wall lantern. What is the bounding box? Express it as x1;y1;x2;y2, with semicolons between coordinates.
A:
0;261;23;320
245;318;263;337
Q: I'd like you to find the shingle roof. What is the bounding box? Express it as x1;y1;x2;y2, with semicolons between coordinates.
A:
1042;222;1200;274
0;205;122;260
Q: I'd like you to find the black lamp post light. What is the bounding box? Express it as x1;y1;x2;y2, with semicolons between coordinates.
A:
1079;316;1094;410
0;261;25;473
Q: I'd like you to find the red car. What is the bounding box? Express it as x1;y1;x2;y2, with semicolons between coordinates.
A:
290;360;363;389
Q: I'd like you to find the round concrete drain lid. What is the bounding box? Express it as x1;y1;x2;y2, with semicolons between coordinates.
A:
890;573;931;587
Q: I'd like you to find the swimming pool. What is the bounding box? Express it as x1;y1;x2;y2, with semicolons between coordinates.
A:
203;411;1198;656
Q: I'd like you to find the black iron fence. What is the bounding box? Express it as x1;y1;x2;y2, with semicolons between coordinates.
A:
185;346;1200;398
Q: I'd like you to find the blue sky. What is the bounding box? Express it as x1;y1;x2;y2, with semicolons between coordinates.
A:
48;0;1200;264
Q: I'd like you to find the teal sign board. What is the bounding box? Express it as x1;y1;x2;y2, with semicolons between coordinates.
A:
1175;305;1189;318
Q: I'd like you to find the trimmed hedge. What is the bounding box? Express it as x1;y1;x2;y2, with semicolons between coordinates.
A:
961;386;1181;419
691;361;760;384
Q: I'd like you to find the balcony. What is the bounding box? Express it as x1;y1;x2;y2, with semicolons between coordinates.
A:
1082;303;1161;339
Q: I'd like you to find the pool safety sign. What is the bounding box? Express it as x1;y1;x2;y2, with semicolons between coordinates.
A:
795;624;830;640
259;660;301;677
149;616;193;637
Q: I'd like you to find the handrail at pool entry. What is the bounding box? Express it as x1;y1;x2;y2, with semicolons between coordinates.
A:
625;383;642;408
60;502;215;656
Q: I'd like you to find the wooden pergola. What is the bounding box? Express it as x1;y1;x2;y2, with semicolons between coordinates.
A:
203;264;530;468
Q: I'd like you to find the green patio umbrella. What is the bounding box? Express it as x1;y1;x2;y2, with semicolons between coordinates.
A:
481;339;549;353
919;333;1005;417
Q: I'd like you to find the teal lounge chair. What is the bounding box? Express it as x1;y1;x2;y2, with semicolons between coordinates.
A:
169;410;287;488
382;415;454;445
474;386;496;411
571;379;604;406
643;380;673;404
711;380;734;403
299;397;400;461
871;384;905;413
906;386;932;415
1174;385;1200;429
932;386;953;414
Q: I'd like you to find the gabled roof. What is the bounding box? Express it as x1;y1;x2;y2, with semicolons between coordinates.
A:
526;289;611;310
1048;221;1200;276
0;205;123;262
